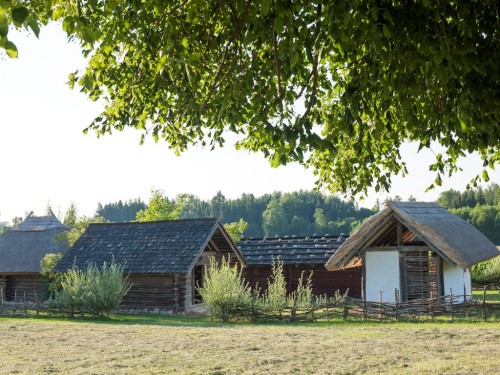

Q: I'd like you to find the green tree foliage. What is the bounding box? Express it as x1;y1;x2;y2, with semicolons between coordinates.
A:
47;261;131;317
4;1;499;196
224;218;248;242
438;184;500;244
171;190;373;237
63;202;78;227
135;189;185;222
96;198;146;222
40;252;64;299
471;257;500;287
262;198;288;237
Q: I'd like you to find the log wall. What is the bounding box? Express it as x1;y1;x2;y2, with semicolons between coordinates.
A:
244;265;362;297
122;274;177;310
2;275;41;301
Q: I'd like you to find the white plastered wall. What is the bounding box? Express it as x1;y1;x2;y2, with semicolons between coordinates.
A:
365;251;400;302
443;261;472;302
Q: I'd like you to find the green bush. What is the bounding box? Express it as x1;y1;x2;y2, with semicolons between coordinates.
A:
259;259;288;314
47;262;131;316
197;257;252;321
472;256;500;286
289;271;314;308
40;252;64;300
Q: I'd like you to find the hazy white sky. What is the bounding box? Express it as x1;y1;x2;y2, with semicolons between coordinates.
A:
0;24;498;223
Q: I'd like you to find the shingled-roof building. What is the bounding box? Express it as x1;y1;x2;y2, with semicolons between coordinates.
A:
0;212;70;301
239;235;362;297
54;218;245;312
325;201;500;303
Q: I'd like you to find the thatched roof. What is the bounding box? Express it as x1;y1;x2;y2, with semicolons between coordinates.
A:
0;212;70;273
325;201;500;271
238;234;349;266
54;218;245;274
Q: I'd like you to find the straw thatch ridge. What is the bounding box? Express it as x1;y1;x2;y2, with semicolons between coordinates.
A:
54;218;245;274
325;201;500;271
325;207;393;271
0;212;70;273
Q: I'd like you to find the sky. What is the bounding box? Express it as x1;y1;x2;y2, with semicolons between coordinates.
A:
0;23;498;224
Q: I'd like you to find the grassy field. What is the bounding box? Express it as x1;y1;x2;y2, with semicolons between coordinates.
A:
1;315;499;374
473;288;500;302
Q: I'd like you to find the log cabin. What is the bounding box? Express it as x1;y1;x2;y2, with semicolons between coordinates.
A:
325;201;500;303
0;212;70;301
54;218;245;312
239;235;362;297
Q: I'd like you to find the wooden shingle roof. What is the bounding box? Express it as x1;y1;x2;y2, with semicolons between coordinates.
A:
325;201;500;271
0;212;70;273
238;235;348;266
54;218;245;274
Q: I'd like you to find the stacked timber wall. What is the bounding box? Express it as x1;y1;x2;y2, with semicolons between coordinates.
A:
244;265;362;297
122;274;177;310
0;275;41;301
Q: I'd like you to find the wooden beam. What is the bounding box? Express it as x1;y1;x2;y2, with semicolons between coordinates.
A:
365;245;430;252
209;239;221;253
396;222;403;246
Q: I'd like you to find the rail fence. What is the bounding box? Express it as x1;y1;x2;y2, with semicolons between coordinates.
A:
1;286;499;321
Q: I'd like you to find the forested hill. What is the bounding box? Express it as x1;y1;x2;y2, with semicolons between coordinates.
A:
96;191;375;238
437;183;500;245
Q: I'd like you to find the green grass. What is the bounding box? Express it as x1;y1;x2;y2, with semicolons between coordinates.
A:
0;315;499;374
472;288;500;302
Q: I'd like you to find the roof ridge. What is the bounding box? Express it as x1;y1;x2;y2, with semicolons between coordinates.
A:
88;217;219;226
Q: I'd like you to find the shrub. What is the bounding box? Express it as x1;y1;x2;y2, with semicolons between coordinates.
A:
197;257;252;321
48;261;131;316
472;256;500;286
259;258;287;314
40;252;64;300
289;271;314;308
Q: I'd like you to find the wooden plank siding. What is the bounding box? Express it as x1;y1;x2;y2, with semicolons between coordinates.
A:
121;274;176;310
244;265;362;297
1;275;41;301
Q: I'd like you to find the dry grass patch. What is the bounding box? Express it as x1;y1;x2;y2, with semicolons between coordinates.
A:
0;318;499;374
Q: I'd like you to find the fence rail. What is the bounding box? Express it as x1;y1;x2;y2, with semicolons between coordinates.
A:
1;287;499;321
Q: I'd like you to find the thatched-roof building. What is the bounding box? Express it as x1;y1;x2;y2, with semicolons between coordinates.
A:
0;212;70;301
325;201;500;302
54;218;245;312
239;235;361;297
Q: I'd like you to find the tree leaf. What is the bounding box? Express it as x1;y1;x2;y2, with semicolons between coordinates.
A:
4;40;18;58
11;7;29;25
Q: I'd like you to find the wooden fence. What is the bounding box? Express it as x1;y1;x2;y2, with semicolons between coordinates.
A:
1;287;499;321
256;287;500;322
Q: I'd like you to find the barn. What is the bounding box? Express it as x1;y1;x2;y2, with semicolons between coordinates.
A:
0;212;70;301
325;201;500;303
54;218;245;312
239;235;361;297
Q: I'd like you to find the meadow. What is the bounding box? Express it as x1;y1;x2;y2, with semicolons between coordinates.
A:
1;315;499;374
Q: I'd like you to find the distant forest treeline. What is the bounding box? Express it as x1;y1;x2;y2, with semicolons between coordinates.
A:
96;191;375;238
93;184;500;244
436;183;500;245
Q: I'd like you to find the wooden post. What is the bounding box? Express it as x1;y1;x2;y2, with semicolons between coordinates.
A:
23;291;27;317
35;290;39;317
482;286;487;322
291;293;298;322
342;289;349;320
379;290;383;321
1;287;3;306
449;288;454;322
324;293;329;321
394;288;399;322
463;285;468;318
429;290;434;321
362;289;367;320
